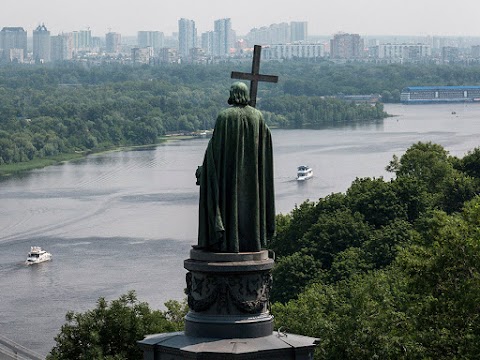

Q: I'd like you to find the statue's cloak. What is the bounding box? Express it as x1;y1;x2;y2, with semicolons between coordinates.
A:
198;105;275;252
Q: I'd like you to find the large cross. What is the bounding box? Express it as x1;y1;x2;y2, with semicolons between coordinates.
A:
231;45;279;108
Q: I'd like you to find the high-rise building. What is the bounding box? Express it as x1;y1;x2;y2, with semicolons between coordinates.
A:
0;27;27;61
246;22;304;46
330;33;364;59
290;21;308;42
270;23;290;44
105;32;121;54
51;33;73;62
73;29;92;52
246;26;270;46
138;31;164;51
33;24;51;63
213;18;232;57
201;31;214;56
178;18;196;58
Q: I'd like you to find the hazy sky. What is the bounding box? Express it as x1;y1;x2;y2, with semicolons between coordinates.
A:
3;0;480;37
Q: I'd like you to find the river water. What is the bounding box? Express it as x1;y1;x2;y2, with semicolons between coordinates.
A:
1;103;480;356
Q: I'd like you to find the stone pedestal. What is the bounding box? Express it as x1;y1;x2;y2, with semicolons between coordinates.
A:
184;249;274;339
138;249;318;359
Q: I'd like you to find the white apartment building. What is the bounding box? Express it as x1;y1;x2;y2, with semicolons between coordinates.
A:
374;43;431;61
263;43;325;60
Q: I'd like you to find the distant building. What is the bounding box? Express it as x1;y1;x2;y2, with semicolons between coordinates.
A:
51;33;74;62
0;27;27;61
6;48;24;63
442;46;459;63
245;21;306;46
373;43;431;63
201;31;214;56
213;18;232;57
263;43;325;60
290;21;308;42
246;26;270;45
105;32;121;54
330;33;364;59
73;29;92;52
178;18;196;58
268;23;290;44
336;94;381;103
138;31;164;51
158;47;179;63
401;86;480;104
91;36;101;52
131;47;154;64
33;24;51;63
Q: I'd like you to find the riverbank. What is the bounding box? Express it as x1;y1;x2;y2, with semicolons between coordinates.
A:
0;153;85;177
0;136;200;178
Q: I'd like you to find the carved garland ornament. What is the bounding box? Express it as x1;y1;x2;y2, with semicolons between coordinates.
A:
185;271;272;314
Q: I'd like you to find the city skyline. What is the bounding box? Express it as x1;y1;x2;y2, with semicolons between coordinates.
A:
2;0;480;37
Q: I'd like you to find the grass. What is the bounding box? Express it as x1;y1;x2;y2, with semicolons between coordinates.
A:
0;137;182;178
0;153;85;177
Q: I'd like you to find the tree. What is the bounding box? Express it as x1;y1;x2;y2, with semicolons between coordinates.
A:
346;177;407;228
271;252;323;303
395;198;480;359
47;291;187;360
299;209;372;269
459;147;480;178
387;142;454;194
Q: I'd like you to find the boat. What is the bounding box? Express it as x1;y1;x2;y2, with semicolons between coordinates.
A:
297;165;313;181
26;246;52;265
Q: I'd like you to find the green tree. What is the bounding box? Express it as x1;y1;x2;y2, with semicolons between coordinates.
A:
346;177;407;228
387;142;454;194
271;252;323;303
459;147;480;178
396;198;480;359
299;209;372;269
47;291;187;360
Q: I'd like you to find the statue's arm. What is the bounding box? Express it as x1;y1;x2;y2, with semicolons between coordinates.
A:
195;166;202;186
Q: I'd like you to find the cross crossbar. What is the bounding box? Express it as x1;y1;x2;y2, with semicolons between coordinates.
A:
231;45;279;107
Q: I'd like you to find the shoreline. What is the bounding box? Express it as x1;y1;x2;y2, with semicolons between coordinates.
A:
0;135;199;178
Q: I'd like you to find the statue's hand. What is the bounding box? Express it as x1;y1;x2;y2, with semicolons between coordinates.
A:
195;166;202;186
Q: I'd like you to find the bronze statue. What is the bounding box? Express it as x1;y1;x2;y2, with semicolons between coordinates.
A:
196;82;275;253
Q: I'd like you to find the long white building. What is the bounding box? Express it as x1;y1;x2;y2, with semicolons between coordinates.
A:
374;43;431;62
263;43;325;60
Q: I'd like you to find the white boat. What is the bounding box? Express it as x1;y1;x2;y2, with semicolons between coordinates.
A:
26;246;52;265
297;165;313;181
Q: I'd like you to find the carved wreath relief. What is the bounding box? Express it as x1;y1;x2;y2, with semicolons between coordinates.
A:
185;271;272;314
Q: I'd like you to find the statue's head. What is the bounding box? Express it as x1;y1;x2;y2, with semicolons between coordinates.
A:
228;82;250;106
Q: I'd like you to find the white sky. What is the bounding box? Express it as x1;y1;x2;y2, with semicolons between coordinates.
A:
2;0;480;38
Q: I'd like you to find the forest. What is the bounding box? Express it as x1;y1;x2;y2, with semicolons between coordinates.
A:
46;141;480;360
6;60;480;167
270;142;480;359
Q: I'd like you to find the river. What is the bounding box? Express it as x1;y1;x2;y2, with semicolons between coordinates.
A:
1;103;480;356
